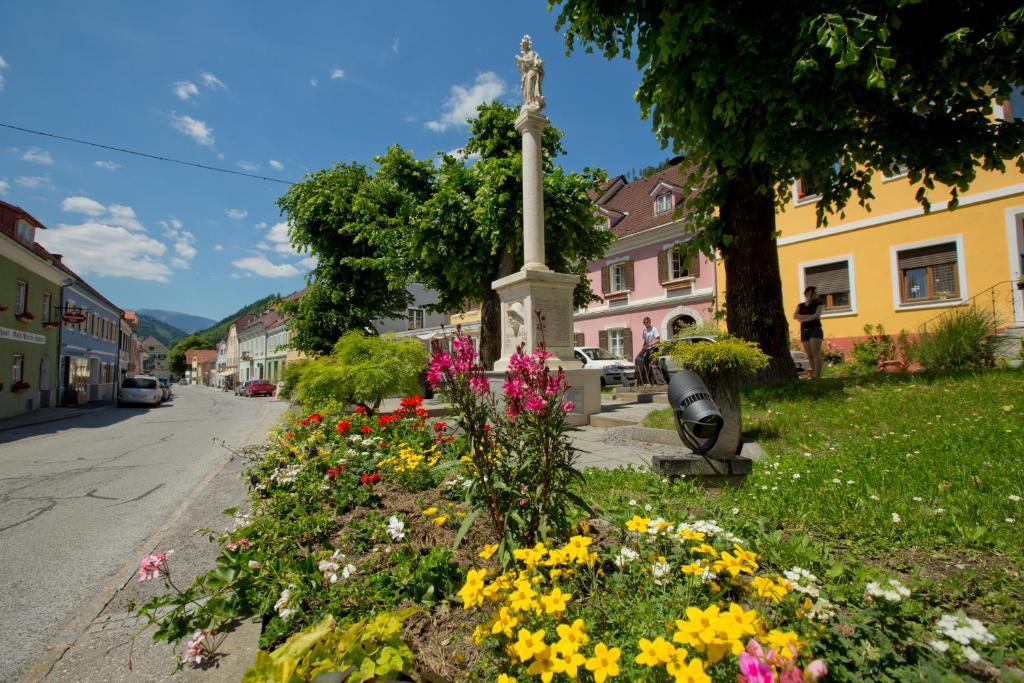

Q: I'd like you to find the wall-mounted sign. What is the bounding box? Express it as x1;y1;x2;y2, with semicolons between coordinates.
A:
61;310;87;324
0;326;47;344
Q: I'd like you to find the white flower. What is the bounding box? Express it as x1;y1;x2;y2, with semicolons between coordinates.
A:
865;578;910;603
644;503;653;512
341;563;356;579
792;473;801;480
962;645;981;663
274;586;295;619
1007;518;1017;524
1009;494;1022;502
247;560;262;570
614;547;639;568
731;507;740;515
912;496;922;502
846;480;855;485
892;512;902;524
318;550;353;584
651;560;671;585
933;508;945;514
386;515;406;541
935;614;995;646
831;479;841;484
928;639;950;653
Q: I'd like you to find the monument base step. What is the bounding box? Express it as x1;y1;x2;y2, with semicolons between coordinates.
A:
589;414;640;428
609;390;669;403
650;453;752;479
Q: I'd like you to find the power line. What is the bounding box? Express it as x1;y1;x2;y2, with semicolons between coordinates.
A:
0;122;298;185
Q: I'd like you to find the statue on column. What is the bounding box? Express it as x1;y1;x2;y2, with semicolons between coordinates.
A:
516;35;545;112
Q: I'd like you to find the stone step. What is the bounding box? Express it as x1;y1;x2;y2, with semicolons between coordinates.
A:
610;390;669;403
589;413;641;428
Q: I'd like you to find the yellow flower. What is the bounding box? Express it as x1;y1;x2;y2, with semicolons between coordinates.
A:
673;604;722;649
680;561;707;576
563;535;593;562
665;646;689;677
691;543;719;558
544;548;568;567
513;628;548;663
751;576;789;603
556;650;586;678
433;515;448;526
490;606;519;638
526;646;565;683
731;544;759;570
671;657;711;683
625;515;652;533
471;624;487;644
497;675;517;683
555;619;589;655
508;582;538;613
677;528;706;543
459;568;487;609
765;630;800;659
585;642;621;683
719;603;759;640
422;507;439;516
540;587;571;615
479;543;499;560
713;551;755;577
635;636;675;666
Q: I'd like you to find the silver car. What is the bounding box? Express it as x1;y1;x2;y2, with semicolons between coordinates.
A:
119;376;162;407
573;346;637;386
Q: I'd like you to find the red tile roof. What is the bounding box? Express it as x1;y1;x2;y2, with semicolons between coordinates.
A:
595;160;705;238
186;348;217;364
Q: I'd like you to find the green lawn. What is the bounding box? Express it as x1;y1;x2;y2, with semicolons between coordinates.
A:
582;369;1024;661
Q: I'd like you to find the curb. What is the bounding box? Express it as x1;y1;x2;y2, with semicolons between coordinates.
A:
0;404;114;433
22;400;276;681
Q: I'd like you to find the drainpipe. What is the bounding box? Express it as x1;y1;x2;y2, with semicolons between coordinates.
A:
56;275;74;406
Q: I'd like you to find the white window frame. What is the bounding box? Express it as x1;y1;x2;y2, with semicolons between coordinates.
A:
797;254;858;318
12;354;25;383
15;280;28;316
881;165;909;182
606;328;625;358
889;235;968;311
654;192;673;215
609;263;627;293
41;291;52;323
16;219;34;244
407;308;425;330
792;177;821;207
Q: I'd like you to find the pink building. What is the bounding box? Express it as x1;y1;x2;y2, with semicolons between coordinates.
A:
573;161;717;359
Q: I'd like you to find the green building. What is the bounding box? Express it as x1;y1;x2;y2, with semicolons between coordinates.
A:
1;200;66;419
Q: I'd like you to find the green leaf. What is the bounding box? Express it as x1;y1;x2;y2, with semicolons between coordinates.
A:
452;508;482;550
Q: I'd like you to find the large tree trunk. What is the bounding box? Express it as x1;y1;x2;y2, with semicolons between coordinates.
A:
719;163;798;382
479;249;516;370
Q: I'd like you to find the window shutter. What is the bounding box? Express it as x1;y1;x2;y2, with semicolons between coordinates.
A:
804;261;849;295
624;261;635;291
623;329;634;359
898;243;957;269
658;249;669;284
598;330;608;351
601;265;611;295
573;332;585;347
689;253;701;278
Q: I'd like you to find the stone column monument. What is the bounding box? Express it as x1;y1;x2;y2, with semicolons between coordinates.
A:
489;35;602;425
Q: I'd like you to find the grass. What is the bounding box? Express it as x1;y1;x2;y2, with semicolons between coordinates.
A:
582;369;1024;660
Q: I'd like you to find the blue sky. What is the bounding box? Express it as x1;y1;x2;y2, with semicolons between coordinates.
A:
0;1;666;320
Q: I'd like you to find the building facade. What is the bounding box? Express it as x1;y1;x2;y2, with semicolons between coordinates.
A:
0;201;64;418
58;278;123;405
237;316;267;382
119;311;141;380
573;163;717;358
186;348;217;386
264;315;290;382
140;337;170;379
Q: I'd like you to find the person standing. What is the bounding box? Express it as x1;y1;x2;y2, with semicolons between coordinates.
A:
635;316;662;386
794;286;824;379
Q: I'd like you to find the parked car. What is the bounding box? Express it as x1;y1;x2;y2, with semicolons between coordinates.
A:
234;380;251;396
178;378;188;385
118;376;163;407
158;378;173;401
244;379;275;397
574;346;637;387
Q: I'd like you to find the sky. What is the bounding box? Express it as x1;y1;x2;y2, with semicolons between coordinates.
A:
0;1;667;320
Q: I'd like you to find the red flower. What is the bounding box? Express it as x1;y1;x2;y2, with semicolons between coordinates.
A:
359;472;381;486
337;419;352;434
308;413;323;423
285;431;295;440
400;396;424;409
355;406;366;414
415;408;429;418
483;424;492;431
360;425;372;435
378;414;398;427
433;421;448;433
326;464;346;480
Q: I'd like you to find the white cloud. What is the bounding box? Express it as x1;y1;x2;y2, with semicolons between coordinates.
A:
0;55;7;90
61;196;106;216
392;38;400;54
226;208;248;220
309;77;319;88
107;204;143;230
447;147;481;164
22;148;54;165
170;113;215;146
298;255;318;269
37;222;172;282
213;244;224;252
254;221;267;229
268;159;283;171
236;160;260;172
15;175;52;189
173;80;200;101
174;240;197;260
266;221;299;255
330;68;345;80
200;72;225;90
230;273;240;279
232;254;299;278
426;71;505;132
0;179;8;195
256;242;270;251
94;160;121;171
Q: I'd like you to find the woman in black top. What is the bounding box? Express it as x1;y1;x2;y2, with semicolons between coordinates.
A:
793;286;824;379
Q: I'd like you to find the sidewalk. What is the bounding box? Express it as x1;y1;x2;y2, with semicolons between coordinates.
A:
0;401;115;433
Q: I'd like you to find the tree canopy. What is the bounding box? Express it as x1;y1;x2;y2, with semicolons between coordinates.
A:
553;0;1024;378
169;335;212;375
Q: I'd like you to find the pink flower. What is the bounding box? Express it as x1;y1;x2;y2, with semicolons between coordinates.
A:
805;660;827;681
469;375;489;395
739;652;776;683
503;378;525;400
562;400;575;412
227;538;250;551
525;394;548;413
138;550;173;582
183;629;217;666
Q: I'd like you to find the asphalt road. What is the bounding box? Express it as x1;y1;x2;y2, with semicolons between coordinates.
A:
0;385;288;681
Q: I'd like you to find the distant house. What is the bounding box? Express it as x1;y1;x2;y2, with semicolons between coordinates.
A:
140;336;170;379
186;348;217;386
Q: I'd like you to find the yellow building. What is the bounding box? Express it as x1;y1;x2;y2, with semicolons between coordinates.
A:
717;131;1024;353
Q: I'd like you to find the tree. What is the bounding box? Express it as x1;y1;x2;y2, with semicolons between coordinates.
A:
277;161;419;355
169;335;212;375
553;1;1024;379
405;102;612;368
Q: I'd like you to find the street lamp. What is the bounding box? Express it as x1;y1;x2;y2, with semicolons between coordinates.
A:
666;368;724;456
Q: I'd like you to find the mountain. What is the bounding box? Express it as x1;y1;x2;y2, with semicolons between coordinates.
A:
137;313;188;347
193;293;282;345
138;309;217;334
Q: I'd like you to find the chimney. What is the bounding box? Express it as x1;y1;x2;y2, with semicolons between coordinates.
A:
51;253;63;265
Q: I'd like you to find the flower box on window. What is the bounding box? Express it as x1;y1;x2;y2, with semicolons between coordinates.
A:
11;380;30;393
42;320;61;328
15;311;35;322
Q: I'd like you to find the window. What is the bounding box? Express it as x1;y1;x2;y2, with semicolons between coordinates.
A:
896;241;960;304
15;280;28;315
882;164;909;181
16;219;34;244
803;260;853;312
610;263;626;292
668;246;699;280
12;354;24;383
41;292;51;323
654;193;672;214
407;308;425;330
607;330;625;358
795;174;820;202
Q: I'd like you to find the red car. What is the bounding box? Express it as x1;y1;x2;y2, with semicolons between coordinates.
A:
244;379;275;397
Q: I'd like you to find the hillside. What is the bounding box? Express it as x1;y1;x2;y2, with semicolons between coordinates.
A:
194;293;282;345
138;309;217;334
137;314;188;347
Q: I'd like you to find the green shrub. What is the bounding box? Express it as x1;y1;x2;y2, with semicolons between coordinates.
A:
667;319;723;339
914;307;998;370
661;334;769;377
290;332;426;412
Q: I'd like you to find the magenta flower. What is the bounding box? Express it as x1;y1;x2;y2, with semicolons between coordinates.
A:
470;375;489;395
138;550;173;582
525;394;548;413
805;659;827;680
562;400;575;412
738;652;776;683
